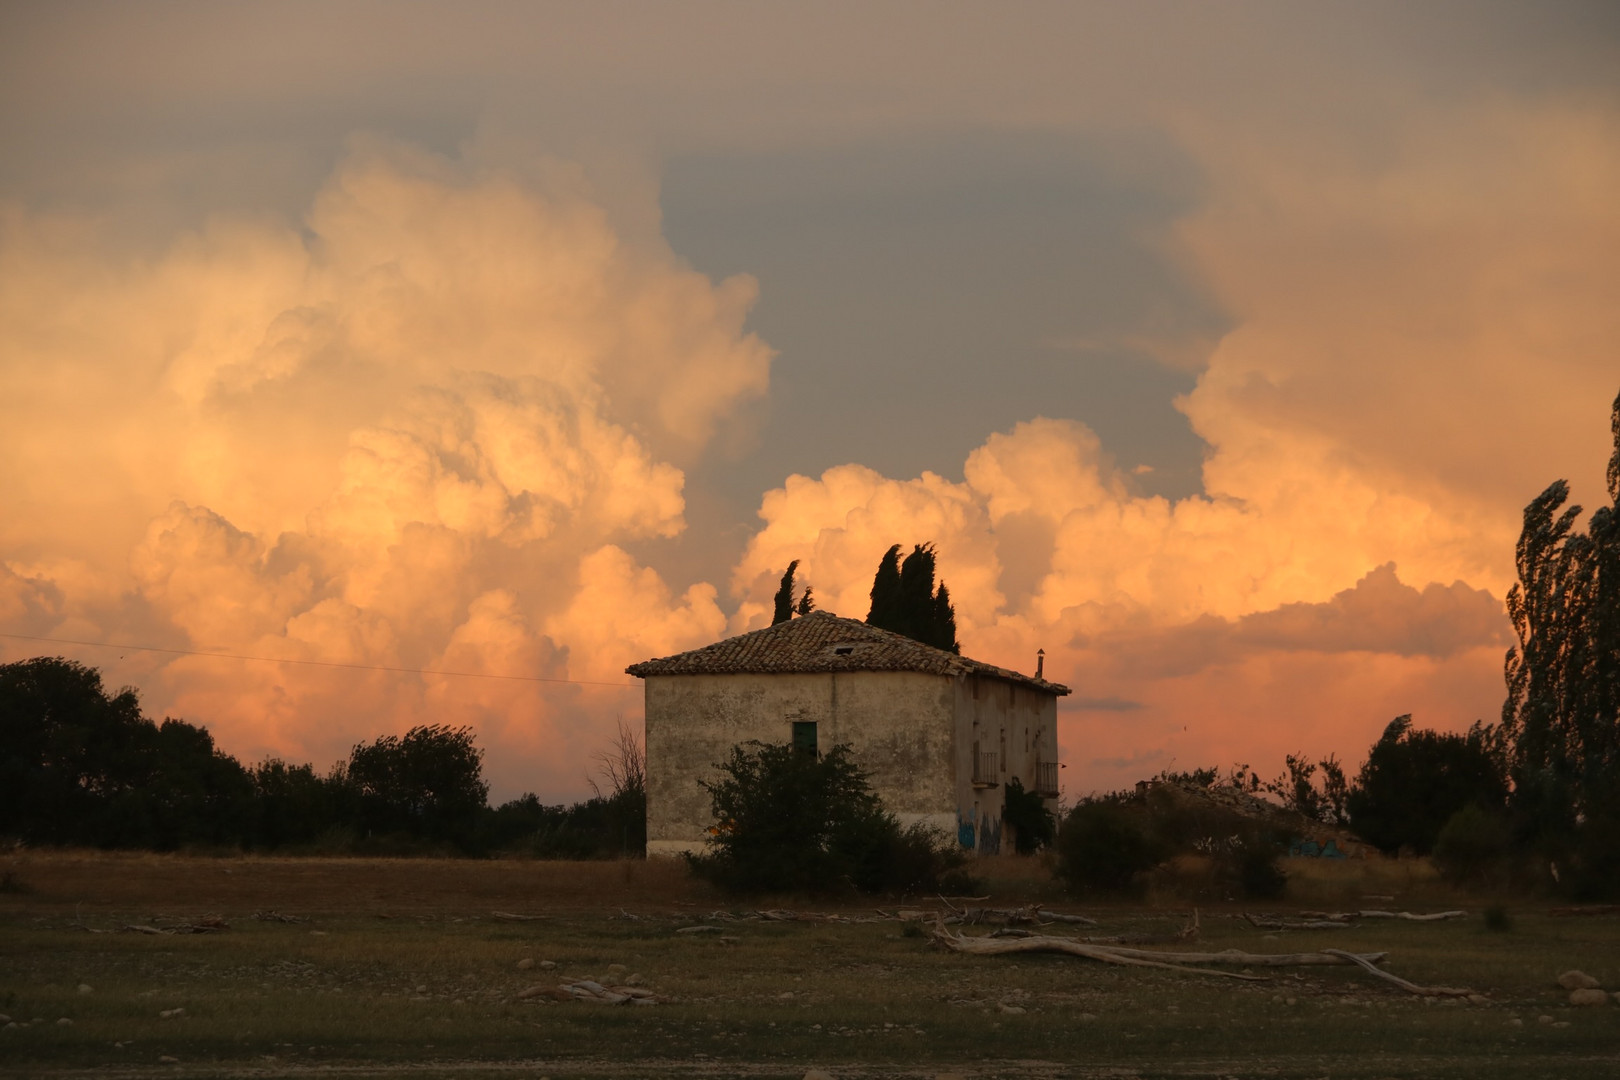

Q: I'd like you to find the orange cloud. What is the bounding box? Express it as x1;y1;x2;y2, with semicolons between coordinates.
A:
0;140;770;798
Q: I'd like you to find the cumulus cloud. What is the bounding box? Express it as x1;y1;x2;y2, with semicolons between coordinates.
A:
0;140;771;797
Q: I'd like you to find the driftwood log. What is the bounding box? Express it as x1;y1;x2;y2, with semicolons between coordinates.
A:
1321;949;1476;997
491;911;549;922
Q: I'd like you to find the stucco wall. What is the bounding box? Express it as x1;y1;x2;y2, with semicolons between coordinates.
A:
951;675;1061;854
642;670;957;856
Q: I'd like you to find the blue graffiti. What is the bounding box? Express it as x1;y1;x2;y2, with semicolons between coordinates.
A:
956;806;1003;853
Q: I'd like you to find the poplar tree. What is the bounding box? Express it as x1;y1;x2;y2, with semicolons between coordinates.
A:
1503;388;1620;893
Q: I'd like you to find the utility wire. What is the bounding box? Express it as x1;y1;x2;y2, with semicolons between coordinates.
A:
0;631;636;689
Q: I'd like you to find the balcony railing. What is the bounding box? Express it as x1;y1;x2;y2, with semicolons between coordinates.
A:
972;747;1001;787
1034;760;1060;798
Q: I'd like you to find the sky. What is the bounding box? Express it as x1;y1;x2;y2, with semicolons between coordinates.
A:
2;1;1618;801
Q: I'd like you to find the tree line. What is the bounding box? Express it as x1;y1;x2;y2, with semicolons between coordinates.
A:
0;656;644;858
1062;388;1620;899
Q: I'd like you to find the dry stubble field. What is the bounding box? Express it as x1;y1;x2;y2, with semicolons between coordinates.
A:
1;851;1617;1079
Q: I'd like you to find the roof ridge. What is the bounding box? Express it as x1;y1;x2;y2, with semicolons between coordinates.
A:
625;609;1069;695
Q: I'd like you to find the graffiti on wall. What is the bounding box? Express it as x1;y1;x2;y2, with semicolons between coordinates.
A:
956;806;1002;854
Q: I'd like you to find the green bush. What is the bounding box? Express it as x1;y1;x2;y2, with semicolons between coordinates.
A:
1054;799;1165;895
686;740;963;896
1432;803;1513;886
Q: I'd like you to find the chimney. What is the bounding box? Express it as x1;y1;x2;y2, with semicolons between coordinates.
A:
1036;648;1045;679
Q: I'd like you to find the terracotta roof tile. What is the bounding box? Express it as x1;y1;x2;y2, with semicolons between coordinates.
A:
625;610;1069;695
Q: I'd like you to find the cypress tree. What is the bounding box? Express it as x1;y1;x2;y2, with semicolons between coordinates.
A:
931;582;960;654
867;545;903;631
772;560;801;625
897;544;938;640
866;542;959;652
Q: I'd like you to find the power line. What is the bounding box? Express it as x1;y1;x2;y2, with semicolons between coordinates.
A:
0;631;637;689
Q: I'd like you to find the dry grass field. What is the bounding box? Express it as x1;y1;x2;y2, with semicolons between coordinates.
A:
2;850;1618;1079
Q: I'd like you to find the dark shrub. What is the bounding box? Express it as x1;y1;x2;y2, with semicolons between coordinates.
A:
1055;799;1165;895
1003;777;1056;854
686;740;961;896
1346;716;1508;856
1432;803;1514;886
1237;842;1288;899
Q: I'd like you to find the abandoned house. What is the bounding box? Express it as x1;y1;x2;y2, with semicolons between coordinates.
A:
626;610;1070;857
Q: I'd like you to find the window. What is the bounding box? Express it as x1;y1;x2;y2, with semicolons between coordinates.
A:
792;720;818;756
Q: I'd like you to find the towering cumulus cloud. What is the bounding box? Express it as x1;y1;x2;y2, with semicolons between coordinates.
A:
0;141;763;796
728;102;1619;793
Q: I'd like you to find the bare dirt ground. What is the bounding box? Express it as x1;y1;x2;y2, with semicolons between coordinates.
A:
3;851;1618;1079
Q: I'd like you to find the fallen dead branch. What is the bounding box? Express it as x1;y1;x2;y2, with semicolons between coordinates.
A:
936;928;1407;985
252;910;307;923
1037;909;1100;926
1322;949;1476;997
1357;910;1467;922
491;911;548;922
518;980;659;1006
1244;913;1358;931
112;917;229;935
933;930;1263;981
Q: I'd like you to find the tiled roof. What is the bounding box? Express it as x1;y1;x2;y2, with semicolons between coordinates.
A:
625;610;1070;695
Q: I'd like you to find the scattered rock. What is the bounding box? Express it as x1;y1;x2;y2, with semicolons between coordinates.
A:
1557;970;1600;991
1537;1014;1555;1025
56;1017;72;1026
1508;1017;1524;1027
998;1003;1026;1015
1077;1012;1097;1021
803;1070;836;1080
159;1056;179;1063
778;991;795;1000
1467;994;1490;1006
77;984;93;995
159;1008;185;1019
625;973;643;986
415;985;428;994
1553;1020;1571;1028
1569;988;1609;1007
607;963;627;974
539;960;556;969
516;958;535;971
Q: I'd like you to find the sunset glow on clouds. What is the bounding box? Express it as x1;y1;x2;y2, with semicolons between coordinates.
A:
2;3;1617;798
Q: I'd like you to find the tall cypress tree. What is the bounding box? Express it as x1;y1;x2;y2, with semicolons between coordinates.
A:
867;545;903;631
931;582;960;654
772;561;801;625
866;542;959;652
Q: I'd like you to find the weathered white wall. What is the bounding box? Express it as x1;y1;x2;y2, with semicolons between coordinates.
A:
642;670;957;856
951;675;1061;854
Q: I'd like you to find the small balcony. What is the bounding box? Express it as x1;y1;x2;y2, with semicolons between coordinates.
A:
1034;760;1060;799
971;747;1001;788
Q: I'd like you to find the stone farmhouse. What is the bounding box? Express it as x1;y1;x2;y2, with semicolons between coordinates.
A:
626;610;1070;857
